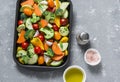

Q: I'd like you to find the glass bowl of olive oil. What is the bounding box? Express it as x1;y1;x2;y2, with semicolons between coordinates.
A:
63;65;86;82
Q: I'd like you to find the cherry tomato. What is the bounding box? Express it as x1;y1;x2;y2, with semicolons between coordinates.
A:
40;50;44;56
34;46;42;54
18;20;23;25
32;23;39;30
38;34;45;42
60;18;68;26
47;7;53;12
47;7;55;12
52;24;59;31
21;42;29;50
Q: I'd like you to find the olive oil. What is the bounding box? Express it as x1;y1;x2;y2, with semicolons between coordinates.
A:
65;68;83;82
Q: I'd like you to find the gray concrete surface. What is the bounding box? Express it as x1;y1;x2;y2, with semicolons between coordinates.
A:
0;0;120;82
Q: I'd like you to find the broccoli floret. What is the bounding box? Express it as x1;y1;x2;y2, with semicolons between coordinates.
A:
27;44;35;57
44;48;54;57
24;30;35;40
30;14;40;23
20;13;28;22
43;11;55;21
17;24;25;32
55;8;64;16
16;50;27;58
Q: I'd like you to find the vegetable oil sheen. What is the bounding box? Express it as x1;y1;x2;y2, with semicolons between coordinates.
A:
65;68;83;82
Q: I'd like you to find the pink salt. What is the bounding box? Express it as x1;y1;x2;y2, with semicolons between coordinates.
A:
86;50;99;63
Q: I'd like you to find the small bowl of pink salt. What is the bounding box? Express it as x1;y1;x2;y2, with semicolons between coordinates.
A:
84;48;101;66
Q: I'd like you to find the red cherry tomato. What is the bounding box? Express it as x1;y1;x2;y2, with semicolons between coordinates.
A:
18;20;23;25
32;23;39;30
47;7;55;12
60;18;68;26
40;50;44;56
52;24;59;31
34;46;42;54
38;34;45;42
21;42;29;50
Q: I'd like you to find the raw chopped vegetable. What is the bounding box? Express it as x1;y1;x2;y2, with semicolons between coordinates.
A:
62;10;68;18
60;36;68;42
50;59;63;66
59;26;69;36
20;13;28;22
17;30;26;44
33;4;42;16
34;0;42;4
22;55;30;64
26;18;33;29
60;2;69;12
58;42;68;51
43;11;55;21
44;55;52;65
17;24;25;32
45;40;53;46
52;54;64;61
40;27;54;39
28;54;38;64
31;37;44;50
64;50;68;56
54;16;60;27
40;19;48;28
48;0;55;8
44;48;54;57
23;7;33;16
52;42;63;55
24;29;35;40
16;50;27;58
44;42;49;51
31;14;40;23
38;56;44;65
55;8;63;16
39;4;48;13
16;0;70;66
55;0;60;9
21;0;34;6
54;31;61;40
20;5;33;12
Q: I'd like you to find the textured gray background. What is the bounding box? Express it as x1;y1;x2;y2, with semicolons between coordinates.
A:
0;0;120;82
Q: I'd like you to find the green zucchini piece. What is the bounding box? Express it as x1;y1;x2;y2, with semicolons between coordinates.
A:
26;18;33;29
62;10;68;18
50;60;63;66
58;42;68;51
60;2;70;12
28;54;38;64
59;26;69;36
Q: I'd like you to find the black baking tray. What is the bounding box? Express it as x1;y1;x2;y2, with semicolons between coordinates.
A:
13;0;73;71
